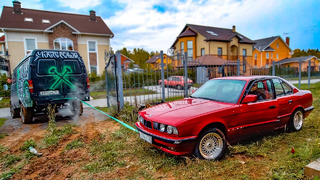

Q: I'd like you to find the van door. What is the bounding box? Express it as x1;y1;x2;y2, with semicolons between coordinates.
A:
35;58;63;100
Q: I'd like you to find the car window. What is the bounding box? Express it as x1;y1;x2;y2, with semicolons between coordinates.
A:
64;60;81;74
272;79;285;97
281;81;293;95
168;77;173;81
248;80;272;101
38;59;56;75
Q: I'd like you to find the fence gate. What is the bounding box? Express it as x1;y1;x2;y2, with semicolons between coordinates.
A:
105;51;119;109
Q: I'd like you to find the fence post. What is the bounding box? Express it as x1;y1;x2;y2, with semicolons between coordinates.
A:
184;52;188;97
160;50;165;102
116;51;124;110
272;61;275;76
237;59;240;76
308;60;311;88
298;59;302;89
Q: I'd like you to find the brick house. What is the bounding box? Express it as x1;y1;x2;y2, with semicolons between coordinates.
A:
146;54;173;70
170;24;255;71
253;36;291;68
0;1;114;75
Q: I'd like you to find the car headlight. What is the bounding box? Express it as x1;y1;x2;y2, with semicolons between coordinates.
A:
160;124;166;132
173;127;179;135
138;115;144;124
167;126;173;134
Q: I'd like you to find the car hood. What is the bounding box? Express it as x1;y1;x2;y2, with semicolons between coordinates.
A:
140;98;234;126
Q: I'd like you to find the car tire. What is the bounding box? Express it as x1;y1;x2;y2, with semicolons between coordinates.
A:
194;128;227;160
20;105;33;124
10;101;20;118
289;109;304;131
176;85;183;90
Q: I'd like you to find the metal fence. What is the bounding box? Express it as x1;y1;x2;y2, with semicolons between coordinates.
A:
105;51;319;111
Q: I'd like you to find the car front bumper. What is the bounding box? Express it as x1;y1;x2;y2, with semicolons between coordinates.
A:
135;122;197;156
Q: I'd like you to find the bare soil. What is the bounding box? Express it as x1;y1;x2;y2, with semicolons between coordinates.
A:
0;108;121;180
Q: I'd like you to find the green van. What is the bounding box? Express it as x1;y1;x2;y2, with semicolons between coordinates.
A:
10;49;90;123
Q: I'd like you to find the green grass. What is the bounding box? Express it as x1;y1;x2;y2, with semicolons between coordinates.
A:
20;140;37;151
90;89;156;99
0;118;7;128
65;138;84;150
0;98;10;108
42;124;75;148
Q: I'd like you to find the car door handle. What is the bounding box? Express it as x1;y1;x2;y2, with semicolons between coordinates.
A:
288;100;293;104
269;105;277;109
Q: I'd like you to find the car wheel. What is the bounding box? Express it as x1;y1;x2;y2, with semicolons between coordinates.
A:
176;85;183;90
289;109;304;131
20;104;33;124
194;128;226;160
10;102;20;118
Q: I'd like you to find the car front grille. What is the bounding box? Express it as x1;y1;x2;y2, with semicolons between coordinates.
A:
143;119;152;129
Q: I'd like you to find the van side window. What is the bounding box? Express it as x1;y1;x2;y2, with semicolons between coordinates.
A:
38;59;56;75
64;60;81;74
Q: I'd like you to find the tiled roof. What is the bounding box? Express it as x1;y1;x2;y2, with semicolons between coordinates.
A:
171;24;255;48
0;35;5;42
275;55;318;65
178;55;237;67
146;54;161;63
0;6;114;36
253;36;278;51
178;28;197;38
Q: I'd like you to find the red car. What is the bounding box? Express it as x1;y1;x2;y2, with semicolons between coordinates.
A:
158;76;193;89
136;76;313;160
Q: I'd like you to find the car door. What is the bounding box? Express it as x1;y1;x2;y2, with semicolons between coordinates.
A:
272;78;295;129
237;79;279;139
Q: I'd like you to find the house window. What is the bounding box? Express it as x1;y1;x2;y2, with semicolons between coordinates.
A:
54;38;73;50
266;53;269;59
201;48;205;56
218;48;222;57
254;53;257;59
88;41;96;52
271;53;273;59
90;65;97;74
277;43;279;49
277;53;279;59
25;38;36;54
187;41;193;61
243;49;247;56
180;42;184;53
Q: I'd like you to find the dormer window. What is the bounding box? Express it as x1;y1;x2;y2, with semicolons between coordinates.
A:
206;31;218;36
24;18;33;22
42;19;50;24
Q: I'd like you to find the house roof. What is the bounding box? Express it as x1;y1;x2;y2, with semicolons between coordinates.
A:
178;55;237;67
146;54;161;63
275;55;319;65
0;6;114;37
254;36;291;52
0;35;4;42
178;28;197;38
121;54;134;63
171;24;255;48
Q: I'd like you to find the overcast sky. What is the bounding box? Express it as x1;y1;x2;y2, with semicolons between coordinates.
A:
0;0;319;52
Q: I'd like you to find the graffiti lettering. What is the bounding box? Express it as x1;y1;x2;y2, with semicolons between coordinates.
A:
35;51;79;59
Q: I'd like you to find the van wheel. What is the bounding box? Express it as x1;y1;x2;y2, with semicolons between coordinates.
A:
10;102;20;118
194;128;226;160
71;100;82;117
20;105;33;124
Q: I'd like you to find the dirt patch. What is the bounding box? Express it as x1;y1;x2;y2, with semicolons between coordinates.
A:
0;108;121;179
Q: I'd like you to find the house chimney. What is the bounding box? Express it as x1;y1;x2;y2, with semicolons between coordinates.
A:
286;37;290;46
13;0;22;14
232;25;236;32
89;10;96;21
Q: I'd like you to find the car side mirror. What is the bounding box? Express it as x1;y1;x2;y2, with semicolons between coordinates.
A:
242;94;258;104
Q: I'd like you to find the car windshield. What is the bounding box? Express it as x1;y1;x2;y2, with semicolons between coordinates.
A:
191;79;246;104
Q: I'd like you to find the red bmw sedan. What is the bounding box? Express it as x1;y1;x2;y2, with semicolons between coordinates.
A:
136;76;313;160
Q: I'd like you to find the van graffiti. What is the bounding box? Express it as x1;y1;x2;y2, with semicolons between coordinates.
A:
35;51;79;59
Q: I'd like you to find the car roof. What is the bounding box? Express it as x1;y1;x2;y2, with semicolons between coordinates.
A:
214;76;279;81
